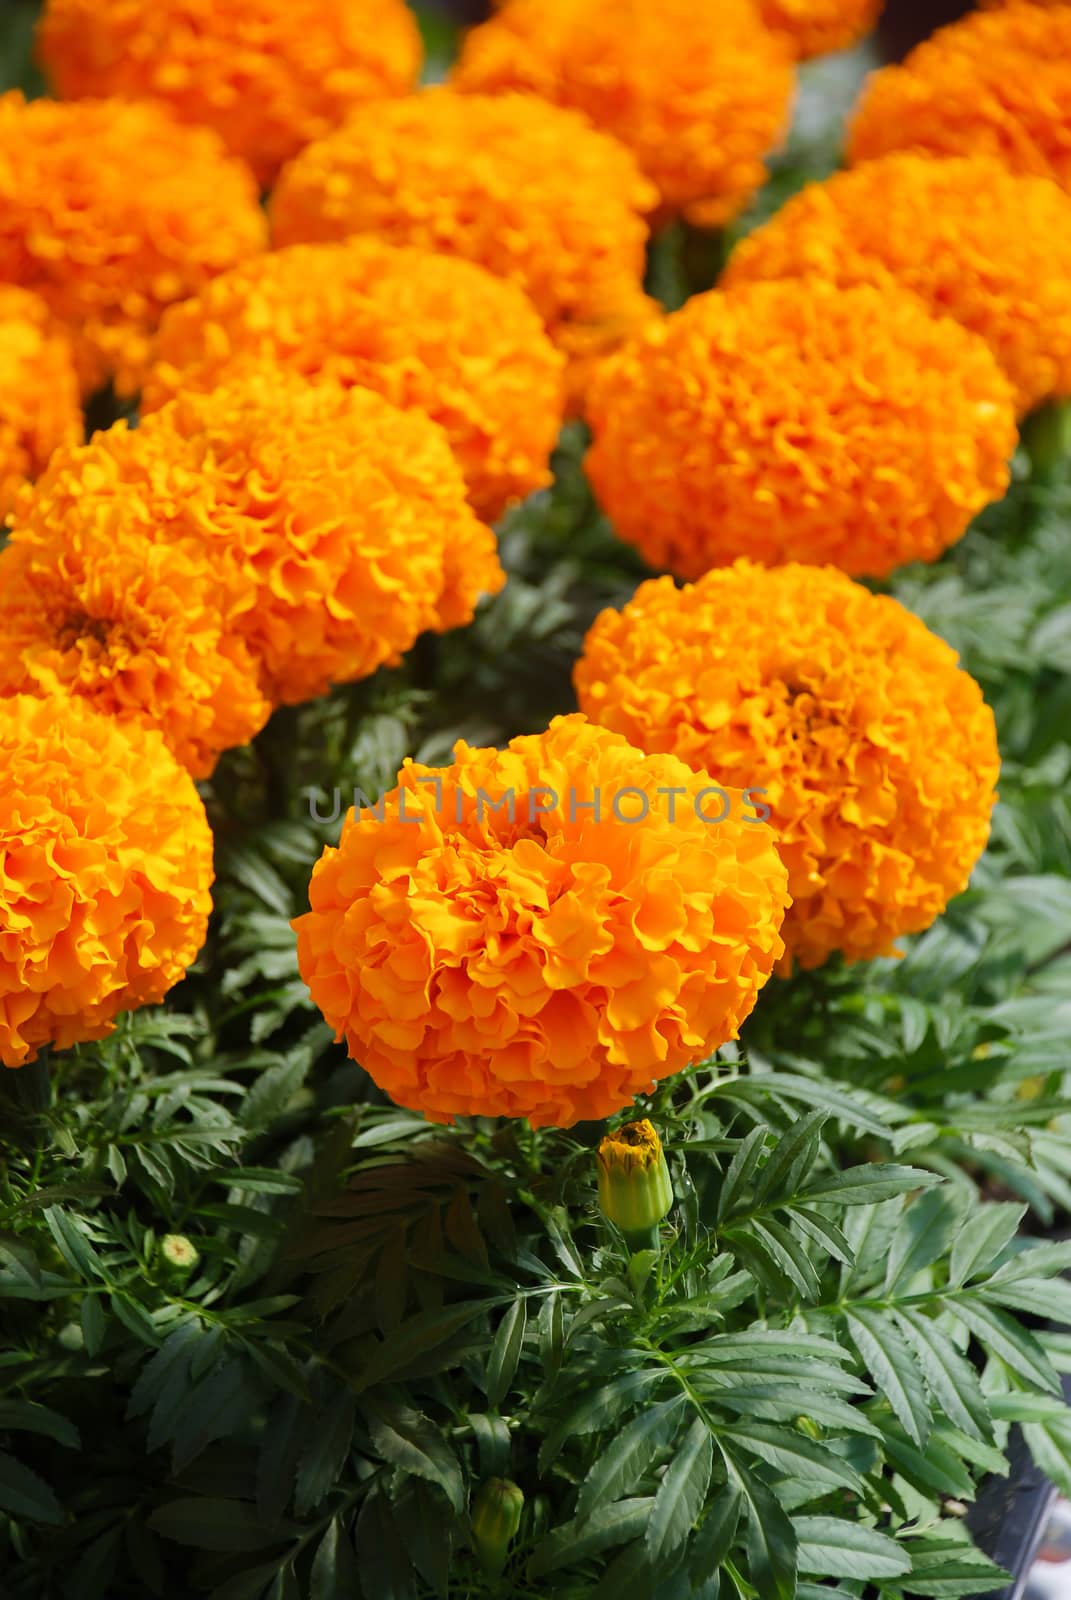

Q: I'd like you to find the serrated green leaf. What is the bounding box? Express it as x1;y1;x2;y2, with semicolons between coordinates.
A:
717;1127;768;1221
801;1167;941;1207
948;1203;1025;1286
528;1499;654;1579
724;1422;866;1496
576;1398;684;1521
793;1516;910;1581
893;1309;993;1444
486;1298;526;1410
951;1299;1061;1393
689;1484;741;1586
646;1418;713;1564
884;1188;964;1293
363;1398;462;1513
754;1112;827;1206
0;1450;62;1524
844;1306;931;1448
149;1498;290;1552
309;1516;361;1600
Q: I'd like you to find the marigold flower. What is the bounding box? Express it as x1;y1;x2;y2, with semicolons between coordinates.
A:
724;154;1071;416
471;1480;525;1580
269;89;660;404
585;279;1017;579
0;692;213;1068
452;0;794;226
758;0;883;58
0;92;266;396
0;286;81;522
1;373;503;736
0;455;272;780
575;562;1000;971
143;240;565;522
36;0;422;187
848;4;1071;193
293;714;789;1127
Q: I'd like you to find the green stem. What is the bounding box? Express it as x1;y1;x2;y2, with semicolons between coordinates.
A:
1022;399;1071;486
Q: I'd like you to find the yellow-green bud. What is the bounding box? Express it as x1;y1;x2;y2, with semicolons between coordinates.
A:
160;1235;199;1274
597;1120;673;1251
471;1477;524;1579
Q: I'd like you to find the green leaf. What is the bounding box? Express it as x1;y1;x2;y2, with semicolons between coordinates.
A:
793;1516;910;1581
717;1127;768;1220
894;1309;993;1444
723;1423;866;1497
528;1499;654;1578
363;1398;463;1513
43;1207;105;1280
467;1412;511;1480
0;1401;80;1449
353;1300;497;1391
754;1111;827;1206
790;1206;854;1267
0;1450;62;1524
844;1306;931;1448
310;1517;362;1600
893;1537;1010;1598
81;1294;107;1357
746;1217;821;1300
295;1392;356;1515
883;1188;963;1293
1023;1419;1071;1501
729;1459;796;1600
689;1484;742;1586
951;1299;1061;1393
576;1397;684;1520
715;1074;895;1138
149;1498;290;1552
486;1298;527;1409
801;1166;941;1207
354;1488;416;1600
948;1203;1025;1286
538;1369;666;1471
646;1418;713;1564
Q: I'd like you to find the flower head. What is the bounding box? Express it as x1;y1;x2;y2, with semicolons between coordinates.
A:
0;499;271;780
848;3;1071;193
575;562;1000;971
0;286;81;522
37;0;422;186
270;88;660;405
585;279;1016;579
0;692;214;1068
452;0;794;226
148;373;505;703
143;239;565;521
724;154;1071;416
0;92;266;395
758;0;883;58
293;714;789;1127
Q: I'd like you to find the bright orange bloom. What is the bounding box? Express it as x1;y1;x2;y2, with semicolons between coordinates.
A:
575;562;999;972
270;89;660;405
724;155;1071;416
37;0;422;186
585;279;1016;579
758;0;883;58
849;4;1071;193
0;692;214;1068
0;93;266;396
1;373;503;740
293;714;789;1126
452;0;794;226
0;460;271;780
143;240;565;522
0;286;81;521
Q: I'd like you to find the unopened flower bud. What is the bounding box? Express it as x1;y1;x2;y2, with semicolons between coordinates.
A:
471;1477;524;1579
160;1234;199;1274
597;1119;673;1251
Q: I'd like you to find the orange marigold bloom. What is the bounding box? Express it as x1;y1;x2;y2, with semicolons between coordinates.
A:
142;240;565;522
758;0;883;58
0;429;271;779
270;89;660;404
37;0;422;187
0;692;214;1068
575;563;999;972
452;0;794;226
848;4;1071;193
0;286;81;521
585;279;1017;579
0;92;266;396
293;714;790;1126
724;155;1071;416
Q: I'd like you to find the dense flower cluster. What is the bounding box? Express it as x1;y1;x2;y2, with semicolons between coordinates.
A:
36;0;422;186
293;714;790;1126
269;89;660;402
0;693;213;1068
575;563;1000;971
0;372;502;772
758;0;883;57
724;154;1071;415
0;93;266;396
585;279;1017;578
849;4;1071;194
142;240;565;521
0;286;81;521
451;0;794;226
